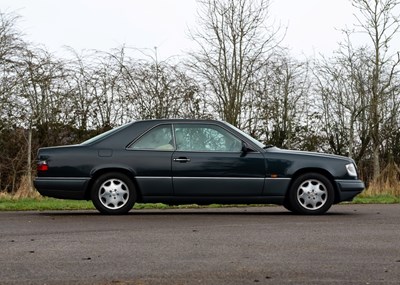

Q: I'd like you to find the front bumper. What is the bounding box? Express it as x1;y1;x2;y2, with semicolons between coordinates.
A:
335;179;365;202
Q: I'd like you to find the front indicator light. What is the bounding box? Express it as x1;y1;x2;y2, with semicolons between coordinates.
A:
346;163;357;177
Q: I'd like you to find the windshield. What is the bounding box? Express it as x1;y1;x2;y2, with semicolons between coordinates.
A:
222;122;266;149
81;123;131;145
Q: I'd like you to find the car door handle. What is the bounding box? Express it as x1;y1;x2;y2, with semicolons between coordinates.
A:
173;157;191;163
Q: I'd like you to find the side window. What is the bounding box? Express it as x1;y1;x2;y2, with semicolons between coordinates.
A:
129;125;174;151
174;124;242;152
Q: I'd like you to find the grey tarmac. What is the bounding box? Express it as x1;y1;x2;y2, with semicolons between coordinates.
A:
0;204;399;285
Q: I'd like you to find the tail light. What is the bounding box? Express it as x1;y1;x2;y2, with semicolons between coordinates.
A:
37;160;49;172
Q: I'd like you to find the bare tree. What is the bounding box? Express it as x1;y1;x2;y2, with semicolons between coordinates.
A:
0;11;30;193
112;47;204;120
188;0;281;127
64;49;97;132
352;0;400;180
314;35;374;161
0;11;24;63
0;11;25;129
244;53;311;149
13;47;68;192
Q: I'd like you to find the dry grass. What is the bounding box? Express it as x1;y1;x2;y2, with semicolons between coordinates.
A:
361;181;400;197
0;192;13;199
11;175;41;199
361;160;400;197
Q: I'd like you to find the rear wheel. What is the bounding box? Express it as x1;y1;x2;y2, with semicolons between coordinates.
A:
287;173;334;215
91;172;136;215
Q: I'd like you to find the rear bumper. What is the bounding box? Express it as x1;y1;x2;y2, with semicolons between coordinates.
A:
335;179;365;202
33;177;90;200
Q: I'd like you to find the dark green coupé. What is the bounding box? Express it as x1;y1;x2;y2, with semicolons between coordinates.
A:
34;119;365;215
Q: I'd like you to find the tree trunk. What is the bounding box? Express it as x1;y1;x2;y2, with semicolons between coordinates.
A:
27;128;33;193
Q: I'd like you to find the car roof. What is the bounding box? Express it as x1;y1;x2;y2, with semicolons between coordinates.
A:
137;118;220;124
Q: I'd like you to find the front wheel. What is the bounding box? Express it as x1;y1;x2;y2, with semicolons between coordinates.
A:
287;173;334;215
91;172;136;215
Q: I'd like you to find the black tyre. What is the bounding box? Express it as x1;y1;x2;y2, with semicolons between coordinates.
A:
283;200;294;212
91;172;136;215
287;173;334;215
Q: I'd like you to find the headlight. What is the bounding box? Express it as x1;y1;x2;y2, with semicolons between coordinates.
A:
346;163;357;177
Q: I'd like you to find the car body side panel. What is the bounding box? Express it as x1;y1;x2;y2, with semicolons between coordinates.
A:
34;177;89;199
172;151;266;196
117;150;174;196
141;195;285;205
263;178;291;196
264;148;355;179
36;146;95;178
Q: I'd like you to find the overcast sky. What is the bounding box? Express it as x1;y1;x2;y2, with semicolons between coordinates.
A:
2;0;360;60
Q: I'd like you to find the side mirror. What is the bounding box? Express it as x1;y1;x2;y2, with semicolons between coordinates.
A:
241;141;249;156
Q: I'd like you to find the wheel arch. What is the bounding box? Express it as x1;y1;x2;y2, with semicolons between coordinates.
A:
84;167;142;201
287;168;340;204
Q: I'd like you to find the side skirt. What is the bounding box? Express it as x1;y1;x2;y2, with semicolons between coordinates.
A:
140;196;285;206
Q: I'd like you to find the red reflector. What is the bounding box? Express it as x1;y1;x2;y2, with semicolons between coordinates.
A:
37;161;48;172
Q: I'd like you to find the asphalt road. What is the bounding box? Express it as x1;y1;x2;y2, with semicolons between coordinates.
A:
0;204;399;285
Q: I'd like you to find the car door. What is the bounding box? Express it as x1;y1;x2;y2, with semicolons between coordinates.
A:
172;123;266;196
126;124;174;196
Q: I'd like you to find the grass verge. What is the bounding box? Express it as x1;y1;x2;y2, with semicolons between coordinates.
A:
0;197;95;211
352;194;400;204
0;195;398;211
